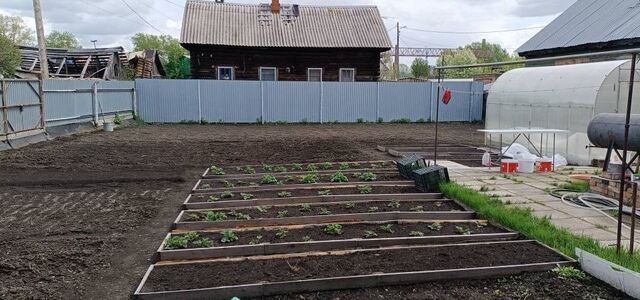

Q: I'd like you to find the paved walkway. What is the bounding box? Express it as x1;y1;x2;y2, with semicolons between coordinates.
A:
443;163;640;251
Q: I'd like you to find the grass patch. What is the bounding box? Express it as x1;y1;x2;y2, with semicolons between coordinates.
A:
440;182;640;273
559;181;590;193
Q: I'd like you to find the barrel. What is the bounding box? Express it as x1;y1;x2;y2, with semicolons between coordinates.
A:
587;113;640;151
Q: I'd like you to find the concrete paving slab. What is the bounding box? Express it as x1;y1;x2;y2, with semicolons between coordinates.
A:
552;218;597;231
532;209;574;220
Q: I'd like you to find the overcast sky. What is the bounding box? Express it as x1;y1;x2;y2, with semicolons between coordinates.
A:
0;0;576;57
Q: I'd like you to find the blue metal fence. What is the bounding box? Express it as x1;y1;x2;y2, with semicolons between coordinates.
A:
136;79;484;123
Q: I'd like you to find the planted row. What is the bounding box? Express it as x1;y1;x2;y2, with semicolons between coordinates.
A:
164;221;505;250
208;161;394;176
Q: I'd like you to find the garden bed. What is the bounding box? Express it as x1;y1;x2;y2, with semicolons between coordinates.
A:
204;161;395;177
136;240;574;299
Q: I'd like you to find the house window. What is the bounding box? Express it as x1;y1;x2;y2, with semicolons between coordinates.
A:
308;68;322;82
217;67;234;80
259;67;278;81
339;68;355;82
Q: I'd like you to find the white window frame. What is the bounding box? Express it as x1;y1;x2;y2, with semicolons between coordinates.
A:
307;68;323;82
339;68;356;82
259;67;278;81
217;66;234;80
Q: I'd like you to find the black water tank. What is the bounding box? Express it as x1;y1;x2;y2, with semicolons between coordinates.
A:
587;113;640;151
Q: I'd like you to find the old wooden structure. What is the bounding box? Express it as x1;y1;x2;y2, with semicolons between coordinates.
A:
16;46;127;80
180;0;392;81
127;50;166;79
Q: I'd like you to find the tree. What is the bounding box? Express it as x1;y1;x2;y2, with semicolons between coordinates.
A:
436;48;479;79
0;14;34;46
131;33;190;79
410;58;429;78
464;39;511;63
46;31;81;49
0;33;21;77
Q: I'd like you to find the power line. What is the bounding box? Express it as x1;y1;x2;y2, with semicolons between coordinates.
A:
138;0;178;22
77;0;147;27
405;25;545;34
120;0;166;34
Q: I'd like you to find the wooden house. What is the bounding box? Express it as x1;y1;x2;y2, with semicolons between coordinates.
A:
180;0;392;81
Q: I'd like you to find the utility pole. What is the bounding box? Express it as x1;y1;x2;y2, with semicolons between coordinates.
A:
33;0;49;79
395;22;400;81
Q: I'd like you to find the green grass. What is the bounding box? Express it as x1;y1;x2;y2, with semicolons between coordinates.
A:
440;182;640;273
559;181;590;193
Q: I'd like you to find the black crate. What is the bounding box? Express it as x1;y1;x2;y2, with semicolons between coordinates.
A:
395;155;428;179
412;166;450;192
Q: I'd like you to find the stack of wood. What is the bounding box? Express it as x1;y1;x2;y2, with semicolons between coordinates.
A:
590;171;639;207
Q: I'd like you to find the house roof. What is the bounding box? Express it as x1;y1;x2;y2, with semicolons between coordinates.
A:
180;0;392;49
517;0;640;55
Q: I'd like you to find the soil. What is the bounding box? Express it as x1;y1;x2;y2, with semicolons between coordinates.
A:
167;221;508;249
189;185;421;202
185;200;463;221
0;122;519;300
215;161;395;175
142;242;567;291
264;271;632;300
197;173;404;189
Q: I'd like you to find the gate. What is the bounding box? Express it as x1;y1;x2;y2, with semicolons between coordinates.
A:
0;79;45;138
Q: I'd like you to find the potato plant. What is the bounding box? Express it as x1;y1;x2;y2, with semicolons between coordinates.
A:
261;174;279;185
228;211;251;220
209;165;225;175
277;191;292;198
164;232;199;250
363;230;378;239
262;164;274;172
208;195;220;202
359;172;377;181
318;208;332;215
410;205;424;212
323;224;343;235
299;204;312;212
339;163;350;170
345;202;356;209
249;235;263;245
274;166;288;173
387;200;401;209
379;224;394;233
306;164;318;171
318;189;332;196
368;206;379;212
455;226;472;235
192;238;214;248
220;230;238;243
241;193;255;200
292;163;303;171
277;210;289;218
221;191;234;199
275;228;288;239
428;222;443;231
203;211;228;221
222;180;235;188
319;162;333;170
302;236;313;242
330;172;349;182
409;231;424;237
242;166;256;174
255;206;268;213
299;174;319;184
357;185;373;194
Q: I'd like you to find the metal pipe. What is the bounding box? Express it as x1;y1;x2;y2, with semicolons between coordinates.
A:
630;182;637;255
617;53;637;254
434;69;442;165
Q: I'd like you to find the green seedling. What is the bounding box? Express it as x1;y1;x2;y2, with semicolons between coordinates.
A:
241;193;255;200
228;211;251;220
318;189;332;196
359;172;377;181
357;185;373;194
302;236;313;242
306;164;318;171
352;172;362;178
299;174;319;184
410;205;424;212
323;224;343;235
220;230;238;243
410;231;425;237
370;163;382;169
256;206;268;213
262;164;274;172
261;174;279;185
277;210;289;218
249;235;263;245
274;166;288;173
319;208;332;215
368;206;379;212
331;172;349;182
292;163;303;171
192;238;214;248
203;211;228;221
350;162;361;168
339;163;350;170
345;202;356;209
299;204;312;212
363;230;378;239
455;226;472;235
428;222;443;231
208;196;220;202
242;166;256;174
220;191;234;199
319;162;333;170
164;232;199;250
379;224;394;233
552;266;587;280
275;228;288;239
277;191;292;198
387;200;401;209
209;166;225;175
222;180;235;188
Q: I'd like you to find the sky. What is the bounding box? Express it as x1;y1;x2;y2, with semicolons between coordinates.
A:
0;0;577;59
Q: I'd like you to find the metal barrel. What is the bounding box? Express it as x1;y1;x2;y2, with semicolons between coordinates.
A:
587;113;640;151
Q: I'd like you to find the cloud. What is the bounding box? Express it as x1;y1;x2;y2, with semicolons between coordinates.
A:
509;0;576;17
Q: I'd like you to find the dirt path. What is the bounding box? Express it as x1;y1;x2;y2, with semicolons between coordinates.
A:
0;123;483;300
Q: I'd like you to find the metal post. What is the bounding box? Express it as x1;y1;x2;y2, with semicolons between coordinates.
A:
434;69;442;165
376;81;380;122
617;53;637;254
132;83;138;118
630;182;637;255
260;81;265;124
395;22;400;81
319;81;324;124
197;80;202;123
92;82;98;126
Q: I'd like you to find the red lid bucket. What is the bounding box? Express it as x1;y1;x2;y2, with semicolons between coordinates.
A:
501;159;518;174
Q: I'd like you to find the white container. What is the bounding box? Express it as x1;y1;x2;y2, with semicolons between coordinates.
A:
517;159;536;173
103;122;114;132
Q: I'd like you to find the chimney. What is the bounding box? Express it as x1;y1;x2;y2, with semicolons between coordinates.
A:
271;0;281;13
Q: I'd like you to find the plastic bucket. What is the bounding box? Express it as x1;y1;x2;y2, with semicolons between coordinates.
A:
103;122;114;132
501;159;518;174
537;159;553;173
517;159;536;173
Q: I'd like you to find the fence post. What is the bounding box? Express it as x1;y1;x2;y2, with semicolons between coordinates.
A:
92;82;99;126
468;82;473;122
197;80;202;123
132;81;138;118
319;81;323;124
376;82;380;121
1;80;8;135
260;81;265;124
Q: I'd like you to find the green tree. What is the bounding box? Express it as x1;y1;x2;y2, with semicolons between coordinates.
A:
0;33;21;77
465;39;511;63
46;31;81;49
437;48;479;78
0;14;34;46
398;63;411;78
410;58;429;78
131;33;190;79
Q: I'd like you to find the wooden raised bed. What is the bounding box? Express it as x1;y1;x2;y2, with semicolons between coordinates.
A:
203;160;395;177
135;240;576;300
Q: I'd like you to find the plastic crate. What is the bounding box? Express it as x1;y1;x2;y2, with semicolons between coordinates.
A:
395;155;427;179
412;166;450;192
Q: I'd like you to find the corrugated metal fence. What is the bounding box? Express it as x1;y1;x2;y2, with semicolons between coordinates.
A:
136;80;484;123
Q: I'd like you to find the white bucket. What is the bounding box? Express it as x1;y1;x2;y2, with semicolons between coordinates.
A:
517;159;536;173
103;122;114;132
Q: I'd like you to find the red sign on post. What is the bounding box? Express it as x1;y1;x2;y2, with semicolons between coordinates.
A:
442;89;452;105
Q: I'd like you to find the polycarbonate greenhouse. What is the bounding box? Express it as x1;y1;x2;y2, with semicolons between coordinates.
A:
486;60;640;165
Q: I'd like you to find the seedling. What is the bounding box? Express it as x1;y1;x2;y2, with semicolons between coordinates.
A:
339;163;350;170
323;224;343;235
410;205;424;212
350;162;361;168
345;202;356;209
241;193;255;200
229;211;251;220
220;191;234;199
274;166;288;173
292;163;303;171
277;191;292;198
208;196;220;202
256;206;268;213
318;189;332;196
203;211;228;221
275;228;288;239
357;185;373;194
249;235;263;245
359;172;377;181
262;164;274;172
220;230;238;243
319;208;332;215
428;222;443;231
455;226;472;235
331;172;349;182
261;174;279;185
302;236;313;242
370;163;382;169
192;238;214;248
222;180;235;188
242;166;256;174
299;174;319;184
209;166;225;175
306;164;318;171
368;206;379;212
409;231;425;237
299;204;312;212
552;266;586;280
188;213;202;221
379;224;394;233
319;162;333;170
277;210;289;218
284;175;295;182
164;232;199;250
387;200;401;209
352;172;362;178
363;230;378;239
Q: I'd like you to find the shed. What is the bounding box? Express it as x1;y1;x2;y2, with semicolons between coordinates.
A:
486;60;640;165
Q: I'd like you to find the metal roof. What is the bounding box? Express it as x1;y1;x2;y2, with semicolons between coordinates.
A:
517;0;640;55
180;0;392;49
